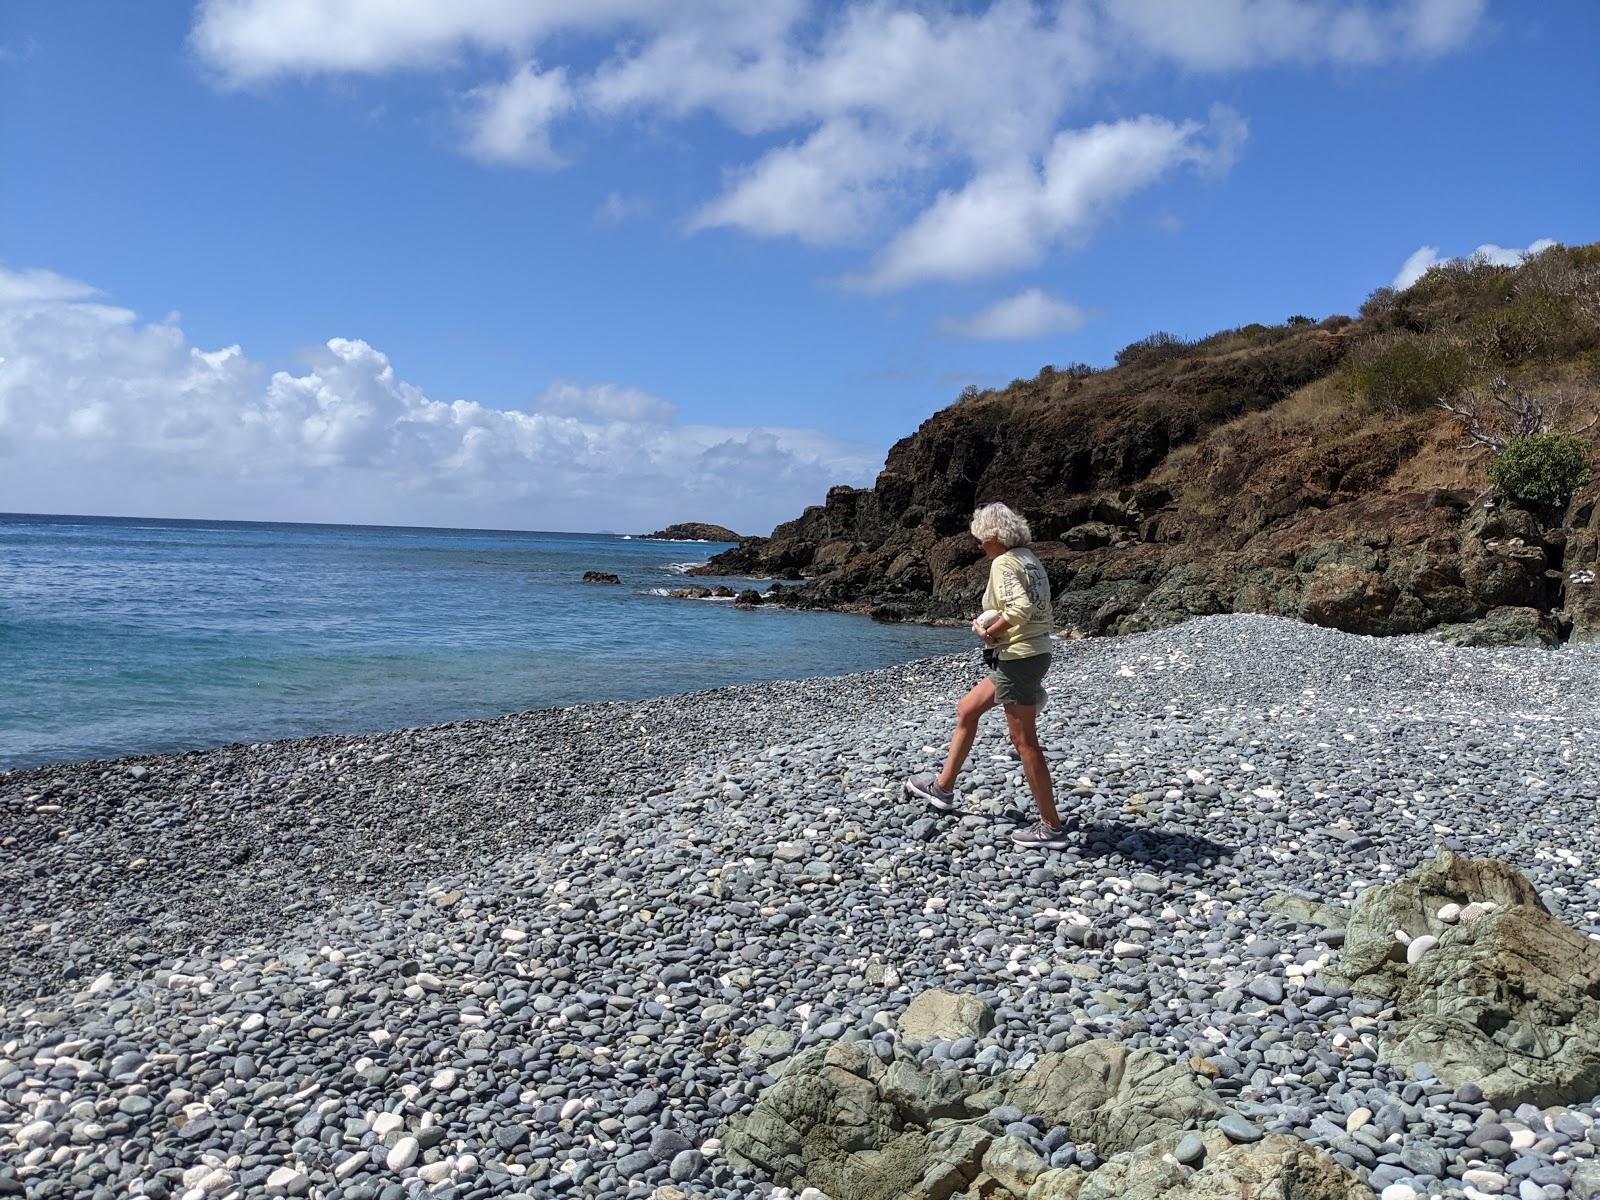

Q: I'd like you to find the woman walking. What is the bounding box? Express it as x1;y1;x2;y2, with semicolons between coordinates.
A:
905;502;1067;848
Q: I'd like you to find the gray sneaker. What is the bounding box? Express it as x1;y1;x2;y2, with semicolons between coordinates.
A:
1011;819;1070;849
905;772;957;811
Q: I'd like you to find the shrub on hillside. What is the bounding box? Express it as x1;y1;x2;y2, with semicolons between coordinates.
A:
1115;331;1190;367
1488;433;1593;508
1286;314;1315;327
1337;331;1472;413
1462;287;1595;365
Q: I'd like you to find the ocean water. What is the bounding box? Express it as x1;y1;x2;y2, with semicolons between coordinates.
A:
0;514;966;769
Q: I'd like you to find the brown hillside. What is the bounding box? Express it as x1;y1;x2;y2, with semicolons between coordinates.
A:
699;244;1600;643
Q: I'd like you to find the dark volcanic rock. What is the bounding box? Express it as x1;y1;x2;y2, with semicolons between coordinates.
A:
694;252;1599;642
582;570;621;584
640;522;742;541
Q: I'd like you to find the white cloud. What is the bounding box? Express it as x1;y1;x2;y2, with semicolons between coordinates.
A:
0;265;101;304
1393;237;1558;289
533;381;676;424
189;0;664;83
461;61;573;167
0;264;879;531
689;119;925;246
856;110;1244;291
189;1;1488;287
1104;0;1486;70
940;289;1090;341
1392;245;1441;289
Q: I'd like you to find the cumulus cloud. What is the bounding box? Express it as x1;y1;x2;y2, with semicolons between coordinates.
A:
188;1;1485;290
1393;237;1558;289
855;110;1245;290
0;264;879;531
940;289;1090;341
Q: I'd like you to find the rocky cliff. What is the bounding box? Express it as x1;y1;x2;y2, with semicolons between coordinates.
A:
698;244;1600;642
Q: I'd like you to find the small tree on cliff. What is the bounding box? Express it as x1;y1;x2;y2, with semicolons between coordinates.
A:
1436;375;1596;454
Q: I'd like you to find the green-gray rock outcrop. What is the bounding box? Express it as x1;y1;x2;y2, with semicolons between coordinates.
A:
722;1027;1372;1200
1332;850;1600;1107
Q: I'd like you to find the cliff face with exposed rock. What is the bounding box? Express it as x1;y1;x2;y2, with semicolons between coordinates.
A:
698;244;1600;643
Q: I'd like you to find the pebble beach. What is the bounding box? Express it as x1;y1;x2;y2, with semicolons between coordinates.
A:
4;614;1600;1200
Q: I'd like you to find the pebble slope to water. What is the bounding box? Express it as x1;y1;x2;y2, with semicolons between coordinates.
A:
3;614;1600;1200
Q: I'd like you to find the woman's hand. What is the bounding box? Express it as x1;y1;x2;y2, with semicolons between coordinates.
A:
971;617;990;640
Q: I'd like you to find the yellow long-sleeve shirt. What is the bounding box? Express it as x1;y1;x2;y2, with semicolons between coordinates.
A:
983;547;1053;660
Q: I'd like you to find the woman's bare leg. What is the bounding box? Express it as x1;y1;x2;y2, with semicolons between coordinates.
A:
1004;703;1060;827
936;678;996;791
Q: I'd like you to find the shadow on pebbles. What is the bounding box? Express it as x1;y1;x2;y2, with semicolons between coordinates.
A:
2;614;1600;1200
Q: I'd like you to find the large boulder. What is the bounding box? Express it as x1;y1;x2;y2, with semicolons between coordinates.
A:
722;1012;1373;1200
1430;605;1559;647
722;1041;954;1200
900;990;995;1042
1299;563;1398;634
990;1041;1226;1154
1331;851;1600;1107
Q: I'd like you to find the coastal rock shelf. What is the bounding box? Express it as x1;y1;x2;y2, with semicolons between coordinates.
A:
2;615;1599;1200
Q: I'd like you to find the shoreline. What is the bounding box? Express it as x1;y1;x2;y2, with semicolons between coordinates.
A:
4;614;1599;1198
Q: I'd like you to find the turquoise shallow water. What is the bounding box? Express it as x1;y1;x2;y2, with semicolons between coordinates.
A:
0;513;966;768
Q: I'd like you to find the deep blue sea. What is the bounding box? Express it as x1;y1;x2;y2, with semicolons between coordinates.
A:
0;514;965;769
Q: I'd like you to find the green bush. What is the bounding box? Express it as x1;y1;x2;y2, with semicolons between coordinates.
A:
1286;314;1315;326
1489;433;1594;508
1337;331;1472;413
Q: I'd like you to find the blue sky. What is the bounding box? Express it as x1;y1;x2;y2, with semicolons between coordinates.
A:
1;1;1596;532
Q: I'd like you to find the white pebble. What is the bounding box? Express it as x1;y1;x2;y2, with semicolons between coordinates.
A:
1380;1186;1419;1200
1437;902;1462;924
371;1113;404;1137
1405;934;1438;964
417;1160;453;1184
386;1136;419;1171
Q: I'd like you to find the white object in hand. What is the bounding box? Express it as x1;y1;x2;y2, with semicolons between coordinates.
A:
976;608;999;638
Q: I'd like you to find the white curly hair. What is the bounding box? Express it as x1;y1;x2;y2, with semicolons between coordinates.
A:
969;502;1032;548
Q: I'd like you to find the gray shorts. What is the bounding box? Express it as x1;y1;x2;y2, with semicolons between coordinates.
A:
988;652;1051;707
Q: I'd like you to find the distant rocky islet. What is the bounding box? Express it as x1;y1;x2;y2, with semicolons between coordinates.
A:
5;615;1600;1200
638;523;742;543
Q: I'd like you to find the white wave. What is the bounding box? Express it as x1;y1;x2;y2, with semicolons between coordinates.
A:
666;562;707;575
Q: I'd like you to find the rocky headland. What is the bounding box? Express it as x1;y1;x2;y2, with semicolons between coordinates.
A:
4;616;1600;1200
695;244;1599;644
641;524;742;543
